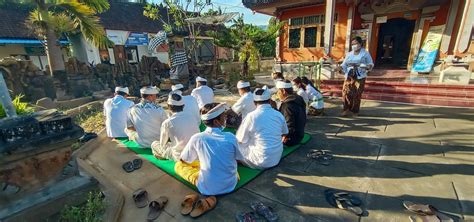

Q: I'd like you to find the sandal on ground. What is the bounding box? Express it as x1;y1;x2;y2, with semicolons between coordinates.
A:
324;189;366;216
181;194;200;215
250;202;278;222
403;201;456;221
190;196;217;218
147;196;168;221
132;188;149;208
132;158;142;170
236;211;266;222
122;161;134;173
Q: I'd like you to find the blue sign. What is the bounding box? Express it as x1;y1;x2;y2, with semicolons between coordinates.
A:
412;25;444;73
126;32;148;46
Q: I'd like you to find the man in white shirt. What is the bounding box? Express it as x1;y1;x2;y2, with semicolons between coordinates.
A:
236;88;289;169
231;80;256;120
151;93;200;161
103;87;134;138
191;76;214;109
175;103;239;196
171;83;200;126
125;86;168;148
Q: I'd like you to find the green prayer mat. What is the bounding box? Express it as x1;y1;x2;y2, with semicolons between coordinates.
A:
116;133;311;192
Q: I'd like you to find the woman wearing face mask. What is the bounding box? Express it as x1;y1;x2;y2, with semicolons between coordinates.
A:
301;76;324;116
292;77;309;105
339;36;373;117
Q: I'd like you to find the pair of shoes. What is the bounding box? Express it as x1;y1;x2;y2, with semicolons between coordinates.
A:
181;194;217;218
132;188;168;221
236;202;278;222
122;159;142;173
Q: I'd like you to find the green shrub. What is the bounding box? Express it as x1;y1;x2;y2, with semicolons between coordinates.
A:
59;191;106;222
0;94;34;119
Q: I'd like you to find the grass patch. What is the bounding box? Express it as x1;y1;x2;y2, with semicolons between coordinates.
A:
73;108;105;134
59;191;106;222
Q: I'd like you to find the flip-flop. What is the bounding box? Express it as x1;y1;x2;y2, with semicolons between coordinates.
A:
335;197;364;216
122;161;134;173
403;201;456;221
147;196;168;221
132;158;142;170
189;196;217;218
132;188;149;208
409;215;443;222
250;202;278;222
236;211;266;222
181;194;200;215
324;189;365;216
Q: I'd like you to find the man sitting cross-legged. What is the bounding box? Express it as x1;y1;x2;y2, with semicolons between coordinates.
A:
191;76;214;109
236;88;289;169
125;86;168;148
231;80;256;120
276;80;307;146
151;93;200;160
171;83;200;126
104;86;134;138
175;103;239;196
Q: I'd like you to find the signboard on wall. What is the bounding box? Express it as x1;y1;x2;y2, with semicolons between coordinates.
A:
412;25;445;73
106;30;128;45
126;32;148;46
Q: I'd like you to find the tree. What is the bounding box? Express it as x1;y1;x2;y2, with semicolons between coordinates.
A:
209;16;282;77
143;0;211;62
18;0;113;76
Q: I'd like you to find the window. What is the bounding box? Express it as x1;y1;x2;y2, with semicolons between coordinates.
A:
290;17;303;26
289;28;301;48
125;46;139;63
304;16;319;25
320;27;325;48
304;27;317;47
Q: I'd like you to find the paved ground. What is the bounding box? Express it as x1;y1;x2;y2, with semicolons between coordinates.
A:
80;98;474;222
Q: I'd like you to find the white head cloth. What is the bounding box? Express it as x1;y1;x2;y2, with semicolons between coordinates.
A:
196;76;207;82
262;85;269;90
140;86;159;94
167;93;185;106
201;103;228;121
276;80;292;89
171;84;184;91
171;90;183;95
253;88;271;101
115;86;129;94
237;81;250;89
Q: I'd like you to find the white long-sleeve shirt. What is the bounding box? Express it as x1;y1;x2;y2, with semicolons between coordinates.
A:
341;48;374;79
232;92;256;119
104;95;134;138
236;104;289;169
180;127;239;195
191;85;214;108
159;111;200;161
182;95;201;126
126;100;168;148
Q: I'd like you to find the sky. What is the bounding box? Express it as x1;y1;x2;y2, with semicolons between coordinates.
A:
148;0;272;26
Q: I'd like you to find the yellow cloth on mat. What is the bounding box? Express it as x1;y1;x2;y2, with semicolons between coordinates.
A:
175;161;200;186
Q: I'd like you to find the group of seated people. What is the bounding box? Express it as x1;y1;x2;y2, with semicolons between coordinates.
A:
104;75;316;196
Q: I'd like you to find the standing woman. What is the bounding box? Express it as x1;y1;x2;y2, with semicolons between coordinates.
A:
340;36;373;117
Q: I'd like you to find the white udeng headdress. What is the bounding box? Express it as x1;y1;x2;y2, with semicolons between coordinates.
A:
237;81;250;89
196;76;207;82
275;80;292;89
115;86;129;94
253;88;271;101
200;103;228;121
167;93;185;106
140;86;159;94
171;84;184;92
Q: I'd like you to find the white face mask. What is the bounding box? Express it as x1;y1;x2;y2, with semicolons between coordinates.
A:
292;84;299;91
352;44;361;51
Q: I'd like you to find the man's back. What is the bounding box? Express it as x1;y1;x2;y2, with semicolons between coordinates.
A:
104;95;134;137
181;127;238;195
279;94;306;145
128;102;167;147
191;86;214;108
182;95;201;125
163;111;200;160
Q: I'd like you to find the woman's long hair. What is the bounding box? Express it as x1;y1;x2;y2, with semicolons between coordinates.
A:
292;77;305;90
301;76;321;93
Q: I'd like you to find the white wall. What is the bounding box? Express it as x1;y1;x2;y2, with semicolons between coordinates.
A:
81;36;101;65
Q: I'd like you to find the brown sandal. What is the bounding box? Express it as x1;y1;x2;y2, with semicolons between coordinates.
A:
181;194;200;215
132;188;149;208
190;196;217;218
147;196;168;221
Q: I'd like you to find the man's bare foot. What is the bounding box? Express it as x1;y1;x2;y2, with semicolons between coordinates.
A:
340;110;350;117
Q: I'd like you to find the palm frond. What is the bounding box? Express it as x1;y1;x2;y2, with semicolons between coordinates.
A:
56;1;113;48
78;0;109;13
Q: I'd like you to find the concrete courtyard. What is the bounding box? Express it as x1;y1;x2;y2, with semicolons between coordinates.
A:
79;98;474;222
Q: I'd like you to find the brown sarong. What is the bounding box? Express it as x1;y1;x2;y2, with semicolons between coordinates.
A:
342;77;366;114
